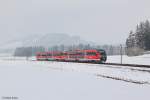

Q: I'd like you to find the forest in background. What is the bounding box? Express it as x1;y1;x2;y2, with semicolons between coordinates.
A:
126;20;150;56
14;44;125;57
14;20;150;57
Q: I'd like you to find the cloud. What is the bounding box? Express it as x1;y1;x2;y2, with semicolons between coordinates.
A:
0;0;150;44
0;0;16;16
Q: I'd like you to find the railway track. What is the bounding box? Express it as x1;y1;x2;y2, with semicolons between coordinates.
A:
34;60;150;84
34;59;150;73
66;61;150;73
61;61;150;68
101;63;150;68
35;59;150;68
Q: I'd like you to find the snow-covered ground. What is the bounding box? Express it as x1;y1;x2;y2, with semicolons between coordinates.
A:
107;54;150;65
1;53;150;65
0;58;150;100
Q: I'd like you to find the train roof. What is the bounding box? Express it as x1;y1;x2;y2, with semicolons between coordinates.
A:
36;49;106;55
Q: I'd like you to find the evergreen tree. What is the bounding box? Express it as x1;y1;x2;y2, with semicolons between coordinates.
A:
126;30;137;48
135;22;145;49
144;20;150;50
126;20;150;56
126;20;150;50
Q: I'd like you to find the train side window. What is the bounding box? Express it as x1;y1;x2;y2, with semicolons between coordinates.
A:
42;54;46;56
86;52;96;56
37;54;41;56
47;54;52;56
53;53;57;56
76;52;84;55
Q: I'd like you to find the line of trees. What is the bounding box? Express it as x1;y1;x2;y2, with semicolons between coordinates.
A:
14;46;45;58
126;20;150;56
14;44;125;57
49;44;125;55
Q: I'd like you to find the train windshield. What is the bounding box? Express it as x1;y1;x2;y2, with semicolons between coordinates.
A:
97;49;107;62
97;49;106;55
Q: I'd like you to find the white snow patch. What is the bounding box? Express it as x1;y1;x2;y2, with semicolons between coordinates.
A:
0;58;150;100
107;54;150;65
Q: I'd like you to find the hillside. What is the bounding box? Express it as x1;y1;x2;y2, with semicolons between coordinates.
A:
0;33;93;54
22;33;90;47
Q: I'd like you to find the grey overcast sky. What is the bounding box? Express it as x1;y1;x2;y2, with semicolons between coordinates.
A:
0;0;150;44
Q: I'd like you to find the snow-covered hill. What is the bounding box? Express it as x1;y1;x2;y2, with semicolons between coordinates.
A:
0;33;93;53
3;33;92;48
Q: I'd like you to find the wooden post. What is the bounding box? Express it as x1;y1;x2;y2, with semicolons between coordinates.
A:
120;44;123;64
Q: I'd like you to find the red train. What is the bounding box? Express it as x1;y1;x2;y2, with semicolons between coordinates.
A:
36;49;107;63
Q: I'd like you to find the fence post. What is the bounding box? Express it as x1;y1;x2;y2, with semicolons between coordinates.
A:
120;44;123;64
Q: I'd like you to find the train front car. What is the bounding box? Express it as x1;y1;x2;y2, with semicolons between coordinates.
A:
96;49;107;63
83;50;100;62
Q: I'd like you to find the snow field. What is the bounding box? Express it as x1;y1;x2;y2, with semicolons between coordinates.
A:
107;54;150;65
0;58;150;100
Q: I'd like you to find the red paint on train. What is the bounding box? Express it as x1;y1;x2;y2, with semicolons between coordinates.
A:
36;49;107;63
